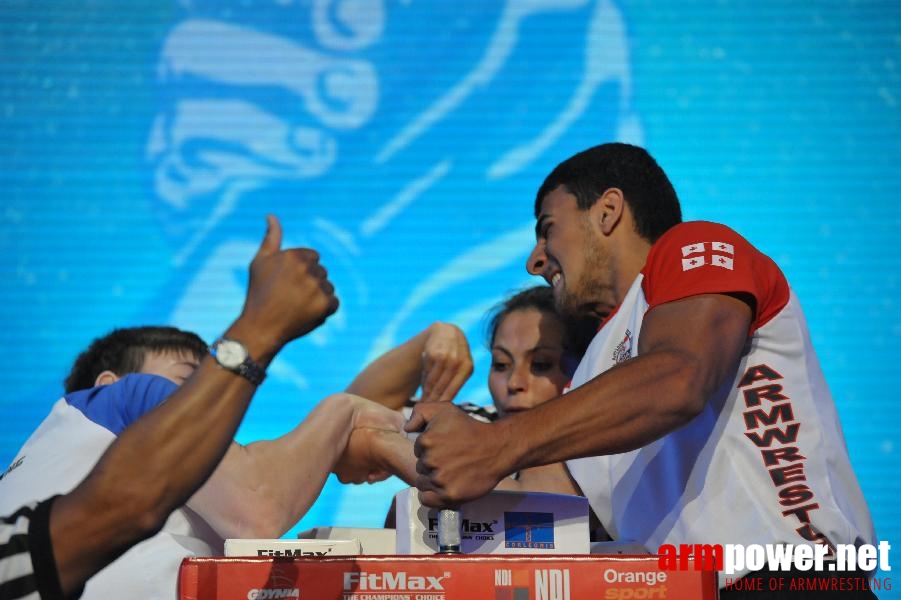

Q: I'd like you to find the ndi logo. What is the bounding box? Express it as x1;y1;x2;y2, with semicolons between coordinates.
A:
504;512;555;549
494;569;571;600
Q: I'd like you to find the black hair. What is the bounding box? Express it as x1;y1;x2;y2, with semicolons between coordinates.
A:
534;142;682;243
64;325;208;393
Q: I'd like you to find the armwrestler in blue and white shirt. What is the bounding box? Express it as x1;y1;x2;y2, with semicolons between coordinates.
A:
0;216;404;600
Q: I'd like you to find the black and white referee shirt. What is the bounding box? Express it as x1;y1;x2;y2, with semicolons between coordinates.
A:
0;496;70;600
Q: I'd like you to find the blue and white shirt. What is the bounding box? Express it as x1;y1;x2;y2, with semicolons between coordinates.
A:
0;375;222;600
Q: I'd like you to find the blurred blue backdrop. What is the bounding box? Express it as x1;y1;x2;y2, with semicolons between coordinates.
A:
1;0;898;591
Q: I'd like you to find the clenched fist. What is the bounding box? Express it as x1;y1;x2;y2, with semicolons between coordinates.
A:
240;215;339;351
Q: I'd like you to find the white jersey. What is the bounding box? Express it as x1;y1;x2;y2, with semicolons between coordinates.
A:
0;374;222;600
565;221;875;583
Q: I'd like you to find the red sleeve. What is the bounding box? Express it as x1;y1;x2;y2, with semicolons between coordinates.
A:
640;221;790;333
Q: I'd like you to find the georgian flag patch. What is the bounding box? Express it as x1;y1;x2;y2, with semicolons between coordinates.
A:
681;241;735;271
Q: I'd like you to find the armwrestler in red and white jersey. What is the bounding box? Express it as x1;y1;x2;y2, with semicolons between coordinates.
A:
406;143;876;598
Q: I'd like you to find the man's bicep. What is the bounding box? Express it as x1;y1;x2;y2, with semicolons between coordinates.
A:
639;293;752;391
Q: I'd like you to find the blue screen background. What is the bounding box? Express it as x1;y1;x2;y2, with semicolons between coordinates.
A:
1;0;898;590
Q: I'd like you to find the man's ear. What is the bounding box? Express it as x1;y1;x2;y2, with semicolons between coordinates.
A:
94;370;120;387
592;188;625;236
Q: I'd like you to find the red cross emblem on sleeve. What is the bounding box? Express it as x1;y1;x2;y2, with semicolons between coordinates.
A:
681;241;735;271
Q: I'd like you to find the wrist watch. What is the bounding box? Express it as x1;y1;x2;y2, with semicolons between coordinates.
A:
209;337;266;385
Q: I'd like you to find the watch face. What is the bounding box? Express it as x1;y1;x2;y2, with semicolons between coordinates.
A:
215;339;247;369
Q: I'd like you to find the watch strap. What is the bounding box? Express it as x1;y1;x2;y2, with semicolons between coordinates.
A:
210;338;267;386
233;356;266;386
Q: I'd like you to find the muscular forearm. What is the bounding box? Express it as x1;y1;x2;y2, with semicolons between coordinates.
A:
189;394;356;539
500;296;751;475
503;350;702;472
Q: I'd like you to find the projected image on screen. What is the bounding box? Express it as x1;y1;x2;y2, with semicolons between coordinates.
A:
139;0;640;529
2;2;897;588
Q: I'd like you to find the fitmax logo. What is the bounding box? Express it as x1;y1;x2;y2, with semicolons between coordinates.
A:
256;548;331;557
427;517;496;534
343;571;450;591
